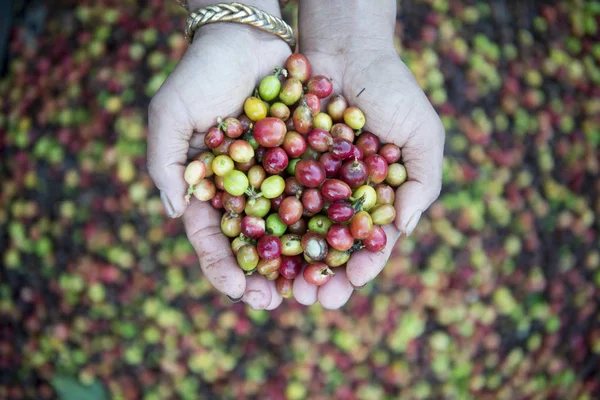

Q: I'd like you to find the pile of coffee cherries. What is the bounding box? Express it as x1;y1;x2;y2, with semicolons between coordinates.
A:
182;53;406;298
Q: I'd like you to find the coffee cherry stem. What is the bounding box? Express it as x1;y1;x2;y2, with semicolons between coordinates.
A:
185;185;195;204
351;194;366;212
245;268;257;276
274;66;287;78
349;241;365;253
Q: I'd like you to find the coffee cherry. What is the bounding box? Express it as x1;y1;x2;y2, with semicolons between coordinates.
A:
214;175;225;191
221;213;242;237
257;257;282;275
212;155;234;177
213;137;234;156
302;147;322;161
324;248;350;267
301;232;328;261
326;224;354;251
279;78;303;105
331;138;354;160
244;96;268;121
248;165;266;188
265;270;280;281
184;160;206;185
245;196;271;218
319;152;342;178
304;93;321;115
254;117;287;147
370;204;396;225
303;262;334;286
307;129;333;152
350;211;373;239
321;179;352;201
364;154;389;184
374;184;395;205
260;175;285;199
386;163;408;186
257;235;282;260
238;114;253;133
314;112;333;131
266;213;287;237
278;196;303;226
293;104;314;134
270;102;291;120
308;215;332;236
222;117;244;138
326;94;348;121
284;53;312;83
301;188;324;214
223;170;249;196
288;218;308;234
353;185;377;211
211;191;224;209
241;215;266;239
205;126;224;149
379;143;401;164
307;75;333;99
231;235;247;255
237;244;259;271
262;147;289;175
270;194;284;211
284;176;303;197
363;225;387;252
295;160;326;188
339;159;368;188
282;131;307;158
197;152;215;177
327;201;355;223
287;158;301;175
343;106;366;130
280;234;303;256
279;255;303;279
355;132;380;157
350;145;364;160
235;158;256;173
259;74;281;101
228;139;255;163
276;276;294;298
192;179;216;201
222;193;246;215
330;123;355;142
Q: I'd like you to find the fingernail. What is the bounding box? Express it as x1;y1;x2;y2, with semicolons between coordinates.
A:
160;191;176;218
351;283;366;290
227;295;243;303
404;210;422;237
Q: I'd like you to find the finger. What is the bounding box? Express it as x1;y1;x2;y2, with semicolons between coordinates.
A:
183;198;246;299
264;280;283;310
148;91;194;218
346;224;401;288
393;118;444;234
292;265;318;306
317;268;354;310
242;274;273;311
187;132;207;159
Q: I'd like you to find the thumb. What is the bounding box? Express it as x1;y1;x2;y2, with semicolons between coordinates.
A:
147;93;193;218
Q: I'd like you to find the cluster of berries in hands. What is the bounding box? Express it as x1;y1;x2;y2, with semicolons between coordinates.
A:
182;53;407;299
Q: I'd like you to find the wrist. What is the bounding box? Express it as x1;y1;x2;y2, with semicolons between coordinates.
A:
299;0;396;56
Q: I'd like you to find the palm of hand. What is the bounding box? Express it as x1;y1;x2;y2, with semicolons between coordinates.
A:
290;50;444;309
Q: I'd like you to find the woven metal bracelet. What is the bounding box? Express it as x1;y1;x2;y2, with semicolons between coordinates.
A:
184;2;295;50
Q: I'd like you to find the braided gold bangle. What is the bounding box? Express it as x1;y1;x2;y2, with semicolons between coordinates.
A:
177;0;292;11
184;2;296;50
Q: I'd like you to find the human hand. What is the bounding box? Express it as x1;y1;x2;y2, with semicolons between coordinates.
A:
292;1;444;309
147;11;291;309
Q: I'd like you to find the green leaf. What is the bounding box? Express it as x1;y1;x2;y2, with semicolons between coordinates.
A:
50;375;107;400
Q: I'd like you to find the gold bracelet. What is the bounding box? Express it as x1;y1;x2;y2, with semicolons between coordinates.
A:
177;0;292;11
184;2;296;50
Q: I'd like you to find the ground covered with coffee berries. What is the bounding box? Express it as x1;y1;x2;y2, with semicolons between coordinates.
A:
1;1;599;399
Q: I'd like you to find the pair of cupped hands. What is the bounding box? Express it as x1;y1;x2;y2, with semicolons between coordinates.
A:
147;5;444;310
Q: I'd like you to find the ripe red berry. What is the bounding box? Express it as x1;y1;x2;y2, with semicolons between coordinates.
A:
364;154;389;184
326;224;354;251
279;255;303;279
355;133;380;157
319;152;342;178
254;117;287;147
363;225;387;251
205;126;224;149
321;179;352;201
301;188;324;214
307;75;333;99
380;143;401;164
257;235;282;260
304;93;321;115
327;201;355;223
339;159;368;188
284;53;312;83
349;211;373;240
222;117;244;138
262;147;289;174
294;160;326;188
282;131;307;158
303;262;334;286
331;137;354;160
278;196;304;226
307;129;333;152
241;215;266;239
